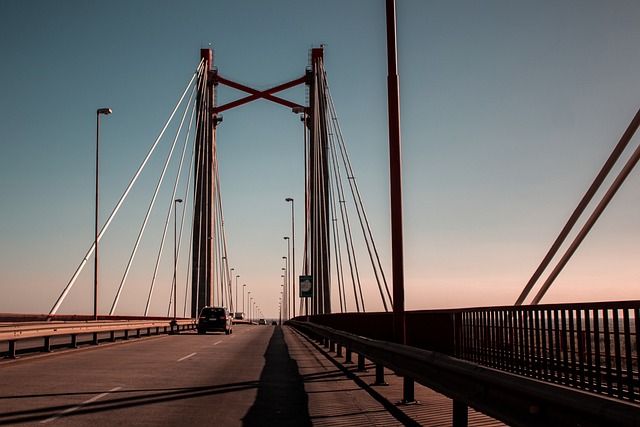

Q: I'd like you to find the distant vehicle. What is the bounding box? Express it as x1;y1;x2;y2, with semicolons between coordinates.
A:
271;321;277;326
258;319;266;325
198;307;233;335
234;312;245;320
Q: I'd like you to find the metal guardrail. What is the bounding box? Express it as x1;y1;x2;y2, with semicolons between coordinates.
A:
454;301;640;403
1;319;196;359
290;320;640;427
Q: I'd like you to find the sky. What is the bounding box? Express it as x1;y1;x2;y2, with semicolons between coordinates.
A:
1;1;639;318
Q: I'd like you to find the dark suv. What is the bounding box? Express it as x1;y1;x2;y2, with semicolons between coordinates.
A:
197;307;233;335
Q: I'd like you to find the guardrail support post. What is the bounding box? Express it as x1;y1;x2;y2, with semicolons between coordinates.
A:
399;377;417;405
92;333;99;345
8;340;17;359
372;364;389;386
71;334;78;348
345;348;353;363
336;343;343;357
453;400;468;427
124;330;130;340
110;331;116;342
357;354;367;372
329;340;335;352
43;337;51;353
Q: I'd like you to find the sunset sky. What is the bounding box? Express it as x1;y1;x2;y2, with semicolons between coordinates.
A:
1;1;639;318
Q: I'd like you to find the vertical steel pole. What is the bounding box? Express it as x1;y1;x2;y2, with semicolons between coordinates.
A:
386;0;405;345
386;0;414;404
288;198;296;318
95;112;100;321
94;107;111;320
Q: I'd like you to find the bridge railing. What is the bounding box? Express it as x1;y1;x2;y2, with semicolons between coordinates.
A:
454;300;639;403
299;300;640;404
0;316;196;359
289;319;640;427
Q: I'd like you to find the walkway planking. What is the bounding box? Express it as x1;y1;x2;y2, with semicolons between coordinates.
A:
284;325;506;427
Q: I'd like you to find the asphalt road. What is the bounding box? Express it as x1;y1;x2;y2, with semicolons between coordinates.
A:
0;324;308;426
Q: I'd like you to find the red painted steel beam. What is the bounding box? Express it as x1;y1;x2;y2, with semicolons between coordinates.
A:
214;74;307;113
386;0;406;346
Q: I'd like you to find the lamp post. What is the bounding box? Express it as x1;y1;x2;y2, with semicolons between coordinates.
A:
95;107;112;321
229;268;235;307
285;197;295;318
172;199;182;331
243;284;246;315
235;275;239;315
283;235;290;318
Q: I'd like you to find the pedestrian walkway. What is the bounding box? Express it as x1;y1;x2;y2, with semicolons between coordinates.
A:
283;325;505;426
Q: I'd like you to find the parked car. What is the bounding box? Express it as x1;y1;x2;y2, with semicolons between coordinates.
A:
198;307;232;335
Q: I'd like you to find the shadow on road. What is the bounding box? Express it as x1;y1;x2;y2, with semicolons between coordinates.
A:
242;326;311;426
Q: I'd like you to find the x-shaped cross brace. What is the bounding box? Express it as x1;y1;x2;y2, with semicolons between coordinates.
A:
213;73;308;114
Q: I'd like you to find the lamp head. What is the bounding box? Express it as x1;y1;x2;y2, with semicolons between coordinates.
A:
97;108;112;115
175;199;183;203
285;197;293;202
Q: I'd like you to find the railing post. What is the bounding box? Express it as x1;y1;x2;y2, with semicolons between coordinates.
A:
329;340;335;353
124;330;130;340
357;354;367;371
43;336;51;352
372;363;388;386
8;340;17;359
345;348;353;364
453;400;468;427
400;377;417;405
336;343;343;357
110;331;116;342
92;332;99;345
70;334;78;348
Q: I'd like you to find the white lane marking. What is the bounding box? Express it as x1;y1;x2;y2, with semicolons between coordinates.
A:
213;341;222;346
177;352;197;362
41;387;122;423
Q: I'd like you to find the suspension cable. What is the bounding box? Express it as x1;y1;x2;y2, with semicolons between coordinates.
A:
111;71;200;315
162;93;196;316
326;108;363;312
531;134;640;304
50;59;204;315
516;106;640;305
324;70;392;310
144;76;200;316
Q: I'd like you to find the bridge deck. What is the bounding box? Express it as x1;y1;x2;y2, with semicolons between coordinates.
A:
286;325;505;426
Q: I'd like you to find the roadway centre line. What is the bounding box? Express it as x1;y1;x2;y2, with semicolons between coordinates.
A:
41;386;122;423
177;352;197;362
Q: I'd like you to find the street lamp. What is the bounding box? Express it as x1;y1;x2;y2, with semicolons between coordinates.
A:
235;275;239;315
95;107;112;321
285;197;295;318
172;199;183;330
229;268;234;309
243;284;246;314
284;236;288;316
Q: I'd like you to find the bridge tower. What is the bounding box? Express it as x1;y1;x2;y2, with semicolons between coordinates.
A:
307;47;331;315
190;47;332;317
191;48;216;317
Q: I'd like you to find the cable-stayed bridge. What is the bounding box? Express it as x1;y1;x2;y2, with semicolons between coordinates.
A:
3;27;640;427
